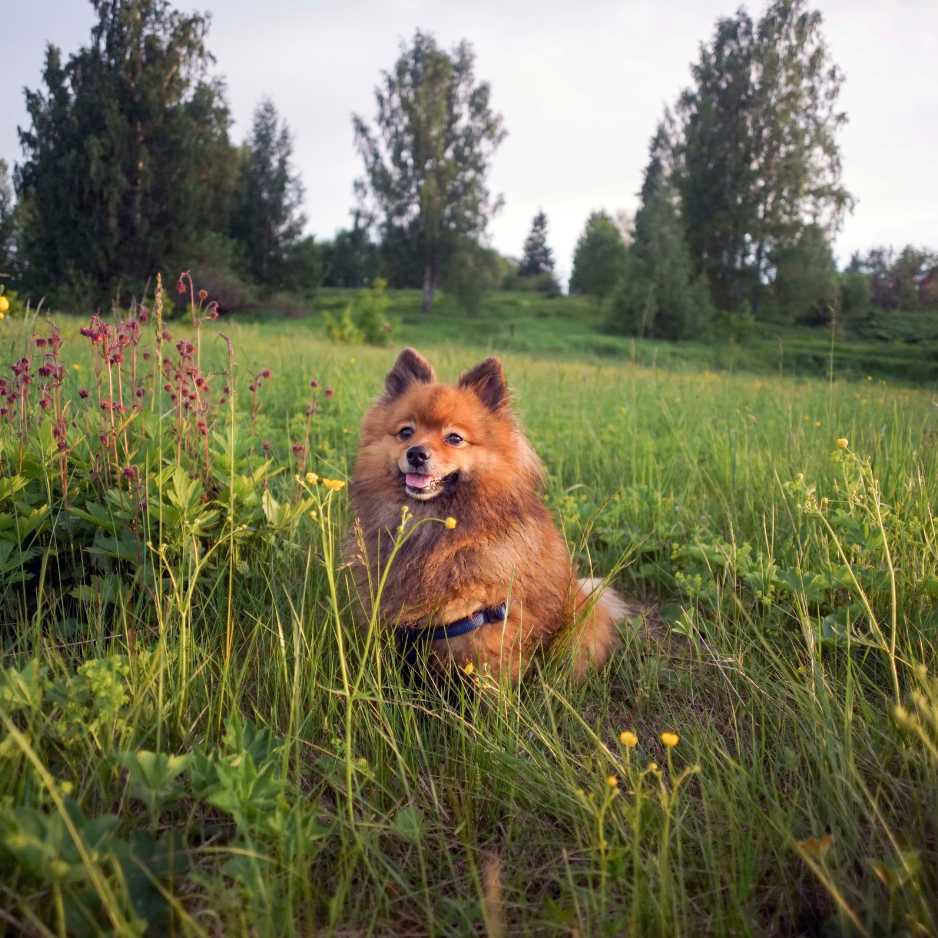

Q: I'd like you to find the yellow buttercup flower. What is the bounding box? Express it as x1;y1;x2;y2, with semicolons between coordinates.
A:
660;731;679;749
444;516;458;529
835;438;848;450
323;478;345;492
619;730;638;748
0;296;9;314
306;471;319;484
462;661;475;675
606;774;619;788
797;833;833;859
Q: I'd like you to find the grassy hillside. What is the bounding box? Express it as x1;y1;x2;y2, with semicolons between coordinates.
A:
0;304;937;935
255;287;938;385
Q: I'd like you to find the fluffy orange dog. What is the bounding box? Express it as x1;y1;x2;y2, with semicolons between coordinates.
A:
346;348;626;680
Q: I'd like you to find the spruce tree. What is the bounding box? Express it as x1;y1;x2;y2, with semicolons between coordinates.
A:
518;211;555;277
16;0;237;300
611;134;712;340
0;160;15;276
232;98;306;286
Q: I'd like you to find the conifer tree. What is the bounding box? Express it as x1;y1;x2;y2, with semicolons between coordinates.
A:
232;98;306;285
518;210;555;277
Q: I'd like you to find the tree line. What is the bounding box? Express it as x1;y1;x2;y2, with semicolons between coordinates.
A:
0;0;934;330
567;0;938;338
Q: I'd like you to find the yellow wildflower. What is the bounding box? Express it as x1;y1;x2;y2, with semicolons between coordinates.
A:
835;438;848;450
814;420;822;428
0;296;9;314
463;661;475;676
606;774;619;788
660;731;679;749
444;516;458;529
306;471;319;485
323;478;345;492
797;833;833;859
619;730;638;748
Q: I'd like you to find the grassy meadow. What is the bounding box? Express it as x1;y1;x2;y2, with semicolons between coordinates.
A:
1;292;938;936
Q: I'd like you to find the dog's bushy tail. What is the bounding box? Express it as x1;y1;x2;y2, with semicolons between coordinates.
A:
571;577;628;680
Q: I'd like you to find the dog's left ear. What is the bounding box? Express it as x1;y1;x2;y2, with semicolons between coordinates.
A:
459;357;509;411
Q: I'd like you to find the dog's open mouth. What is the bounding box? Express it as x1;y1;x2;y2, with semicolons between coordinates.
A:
403;470;457;500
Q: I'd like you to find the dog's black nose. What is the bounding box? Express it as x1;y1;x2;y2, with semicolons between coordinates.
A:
406;445;429;468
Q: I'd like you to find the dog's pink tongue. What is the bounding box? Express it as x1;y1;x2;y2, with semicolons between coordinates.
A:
405;473;432;489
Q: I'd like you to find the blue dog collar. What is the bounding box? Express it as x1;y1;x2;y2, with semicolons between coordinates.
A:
397;602;507;657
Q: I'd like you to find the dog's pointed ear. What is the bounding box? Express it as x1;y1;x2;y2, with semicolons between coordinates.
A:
384;347;435;400
459;357;509;411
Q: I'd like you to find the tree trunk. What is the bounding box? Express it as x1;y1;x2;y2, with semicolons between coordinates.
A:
421;262;434;314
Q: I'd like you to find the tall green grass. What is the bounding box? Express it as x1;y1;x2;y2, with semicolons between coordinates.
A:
1;313;937;936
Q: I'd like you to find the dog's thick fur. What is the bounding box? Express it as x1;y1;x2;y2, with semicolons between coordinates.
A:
346;347;625;680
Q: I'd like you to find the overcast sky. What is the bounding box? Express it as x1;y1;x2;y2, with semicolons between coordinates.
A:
5;0;937;284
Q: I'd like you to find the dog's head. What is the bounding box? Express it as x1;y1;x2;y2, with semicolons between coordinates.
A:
353;347;541;507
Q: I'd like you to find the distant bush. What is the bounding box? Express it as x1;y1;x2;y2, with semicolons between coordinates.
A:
0;286;28;320
608;247;713;341
840;270;873;320
324;306;363;344
444;245;503;315
712;303;756;343
324;278;393;345
772;225;838;325
184;232;255;315
504;270;562;297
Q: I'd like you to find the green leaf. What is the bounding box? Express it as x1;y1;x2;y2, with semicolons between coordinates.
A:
391;804;423;844
0;660;47;711
116;750;190;814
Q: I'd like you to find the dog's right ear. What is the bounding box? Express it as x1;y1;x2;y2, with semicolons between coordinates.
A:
384;347;436;400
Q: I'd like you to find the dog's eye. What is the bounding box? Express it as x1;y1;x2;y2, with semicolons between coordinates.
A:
398;426;414;440
444;432;464;446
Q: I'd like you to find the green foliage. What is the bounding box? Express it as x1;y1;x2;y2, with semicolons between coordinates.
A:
232;98;306;286
443;242;504;314
354;277;393;343
610;164;712;340
569;211;627;299
672;0;852;311
840;269;873;319
324;277;393;344
850;245;938;311
320;215;380;288
0;159;15;277
353;30;506;312
505;269;561;297
116;750;189;820
772;224;839;324
2;293;938;933
15;1;238;302
323;305;363;344
712;303;757;343
518;210;556;278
